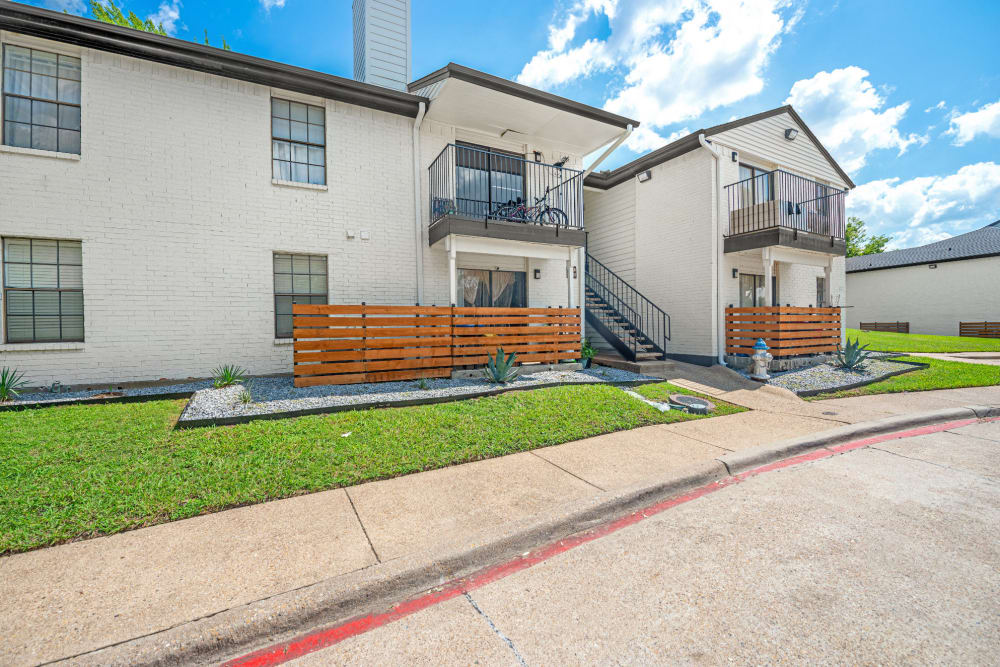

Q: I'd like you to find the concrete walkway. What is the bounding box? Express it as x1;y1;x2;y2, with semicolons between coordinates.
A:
290;417;1000;665
909;351;1000;366
3;381;1000;664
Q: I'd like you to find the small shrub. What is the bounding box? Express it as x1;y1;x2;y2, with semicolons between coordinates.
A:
212;364;247;388
482;347;519;384
581;338;596;361
0;367;29;402
238;381;254;405
418;378;430;390
835;337;874;371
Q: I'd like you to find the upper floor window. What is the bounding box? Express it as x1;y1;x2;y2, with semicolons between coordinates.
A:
271;98;325;185
3;237;84;343
2;45;81;155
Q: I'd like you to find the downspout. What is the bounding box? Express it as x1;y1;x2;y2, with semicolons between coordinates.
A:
698;133;727;366
412;101;427;304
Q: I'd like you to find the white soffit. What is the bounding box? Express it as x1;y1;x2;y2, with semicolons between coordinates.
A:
423;79;625;154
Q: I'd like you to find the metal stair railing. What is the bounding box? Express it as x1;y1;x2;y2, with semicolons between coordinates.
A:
585;252;670;360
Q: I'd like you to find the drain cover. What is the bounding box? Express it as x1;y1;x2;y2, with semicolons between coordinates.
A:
670;394;715;414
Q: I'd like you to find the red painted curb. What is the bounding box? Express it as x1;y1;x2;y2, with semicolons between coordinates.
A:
222;415;996;667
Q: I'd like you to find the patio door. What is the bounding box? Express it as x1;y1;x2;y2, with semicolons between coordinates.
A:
739;273;779;307
454;142;525;219
458;269;527;308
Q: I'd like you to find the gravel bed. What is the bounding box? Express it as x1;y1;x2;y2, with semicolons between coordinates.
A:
180;365;658;423
8;379;214;406
760;357;917;395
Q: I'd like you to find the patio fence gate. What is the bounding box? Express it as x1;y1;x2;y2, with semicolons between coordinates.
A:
291;304;581;387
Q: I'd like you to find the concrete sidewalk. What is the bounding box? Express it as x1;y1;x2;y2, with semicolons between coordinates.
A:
3;382;999;665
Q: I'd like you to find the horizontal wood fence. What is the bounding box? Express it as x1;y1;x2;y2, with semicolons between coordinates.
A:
959;321;1000;339
726;306;842;357
292;304;581;387
860;321;909;334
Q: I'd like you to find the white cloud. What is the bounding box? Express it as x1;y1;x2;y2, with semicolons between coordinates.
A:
41;0;86;13
785;66;926;173
924;100;945;113
848;162;1000;248
946;99;1000;146
260;0;287;10
517;0;797;138
149;0;182;35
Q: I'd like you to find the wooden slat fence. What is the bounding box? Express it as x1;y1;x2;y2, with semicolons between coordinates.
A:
292;304;581;387
726;306;841;357
959;321;1000;339
860;321;909;334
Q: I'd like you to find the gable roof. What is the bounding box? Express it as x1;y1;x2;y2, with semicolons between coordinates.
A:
408;63;639;130
0;0;427;117
584;105;855;190
846;221;1000;273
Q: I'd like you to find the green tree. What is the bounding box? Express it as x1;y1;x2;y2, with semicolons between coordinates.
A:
89;0;166;35
90;1;231;50
846;216;891;257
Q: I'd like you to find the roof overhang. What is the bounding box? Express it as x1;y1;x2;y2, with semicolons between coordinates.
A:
0;0;426;117
410;64;637;155
585;105;856;190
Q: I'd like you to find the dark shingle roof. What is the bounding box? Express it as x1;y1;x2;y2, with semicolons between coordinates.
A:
846;220;1000;273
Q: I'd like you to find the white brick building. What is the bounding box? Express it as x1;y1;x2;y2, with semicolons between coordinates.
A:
584;107;853;366
0;2;634;386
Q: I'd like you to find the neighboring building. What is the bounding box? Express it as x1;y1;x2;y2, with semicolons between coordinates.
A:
0;1;635;385
584;107;854;366
846;221;1000;336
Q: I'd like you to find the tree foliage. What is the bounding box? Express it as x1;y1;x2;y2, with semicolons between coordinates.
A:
846;216;891;257
90;1;231;50
89;0;166;36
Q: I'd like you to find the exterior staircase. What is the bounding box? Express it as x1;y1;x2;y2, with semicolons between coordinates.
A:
584;253;670;363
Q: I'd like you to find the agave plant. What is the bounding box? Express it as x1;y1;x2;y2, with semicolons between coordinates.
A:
212;364;247;388
0;367;29;402
834;337;874;371
482;347;520;384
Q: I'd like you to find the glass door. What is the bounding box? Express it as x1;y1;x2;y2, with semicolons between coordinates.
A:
458;269;527;308
455;142;525;220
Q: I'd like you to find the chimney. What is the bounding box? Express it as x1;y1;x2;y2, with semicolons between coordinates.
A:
352;0;411;92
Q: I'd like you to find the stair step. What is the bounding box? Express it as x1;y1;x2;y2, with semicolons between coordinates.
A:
634;352;661;360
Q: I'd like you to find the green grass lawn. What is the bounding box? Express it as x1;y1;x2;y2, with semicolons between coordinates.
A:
808;356;1000;400
0;382;743;554
847;328;1000;353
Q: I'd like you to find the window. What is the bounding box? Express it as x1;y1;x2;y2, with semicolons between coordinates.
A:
816;276;826;307
271;98;325;185
3;238;83;342
738;163;772;206
3;45;81;154
458;269;526;308
738;273;778;308
273;253;327;338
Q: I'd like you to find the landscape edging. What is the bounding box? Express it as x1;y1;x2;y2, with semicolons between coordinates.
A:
64;407;989;666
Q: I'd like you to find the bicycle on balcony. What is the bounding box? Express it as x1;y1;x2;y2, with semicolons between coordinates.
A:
490;186;569;227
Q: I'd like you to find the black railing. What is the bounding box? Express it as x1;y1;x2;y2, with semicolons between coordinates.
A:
725;169;846;239
585;253;669;360
429;144;584;229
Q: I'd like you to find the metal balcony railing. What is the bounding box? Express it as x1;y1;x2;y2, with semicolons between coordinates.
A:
429;144;584;230
725;169;846;239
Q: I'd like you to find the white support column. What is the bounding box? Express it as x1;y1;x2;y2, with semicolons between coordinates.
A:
447;238;457;306
577;247;586;340
566;247;574;309
762;249;773;307
824;258;833;307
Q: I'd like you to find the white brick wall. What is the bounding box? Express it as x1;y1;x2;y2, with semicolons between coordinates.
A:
0;37;585;385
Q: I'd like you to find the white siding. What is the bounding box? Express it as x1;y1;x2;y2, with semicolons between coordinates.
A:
846;257;1000;336
709;111;850;190
584;179;636;282
352;0;410;91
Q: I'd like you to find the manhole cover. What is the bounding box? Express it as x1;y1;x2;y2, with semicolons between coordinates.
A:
670;394;715;414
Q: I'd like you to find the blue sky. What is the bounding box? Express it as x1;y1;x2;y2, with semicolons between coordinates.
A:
31;0;1000;248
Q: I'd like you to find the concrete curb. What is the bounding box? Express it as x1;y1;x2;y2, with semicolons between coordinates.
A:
716;406;982;475
64;406;993;666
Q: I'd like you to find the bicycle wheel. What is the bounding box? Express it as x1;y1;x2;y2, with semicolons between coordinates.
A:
536;207;569;226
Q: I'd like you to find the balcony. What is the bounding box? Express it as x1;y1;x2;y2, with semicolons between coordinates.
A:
724;170;847;255
427;144;586;247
